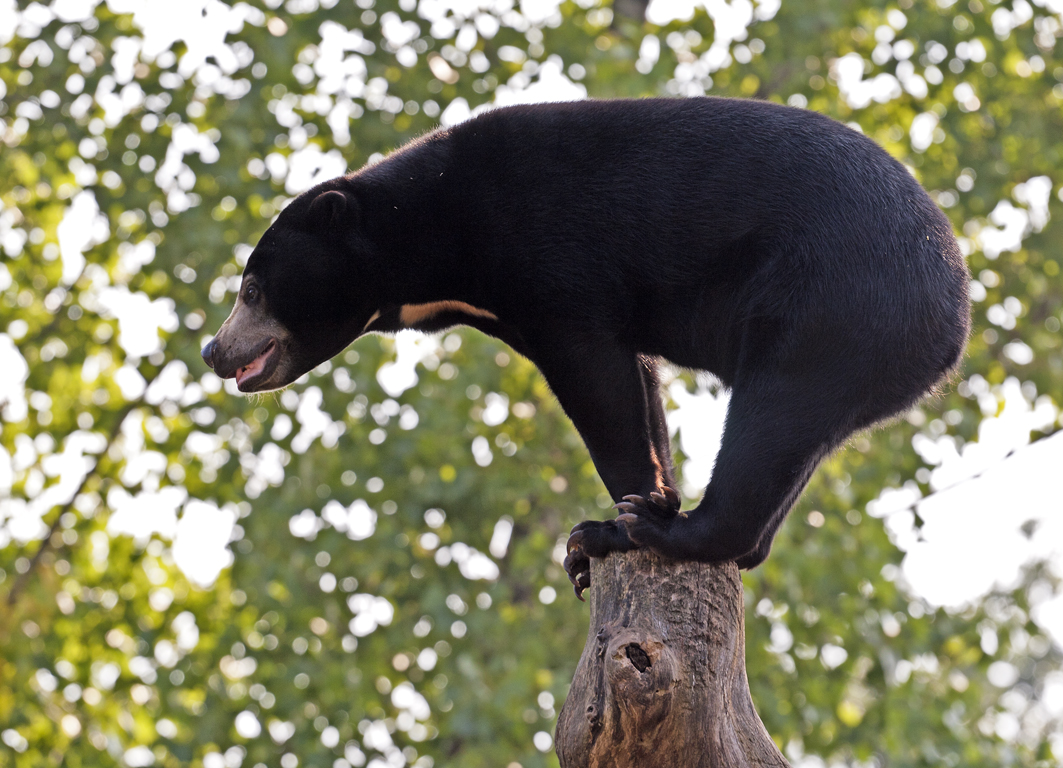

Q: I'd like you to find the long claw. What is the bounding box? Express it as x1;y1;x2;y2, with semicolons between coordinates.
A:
650;491;668;507
614;501;640;515
567;565;589;601
566;563;580;586
622;494;646;505
576;571;590;599
663;486;680;506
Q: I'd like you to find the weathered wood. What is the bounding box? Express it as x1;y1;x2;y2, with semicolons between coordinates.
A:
555;549;790;768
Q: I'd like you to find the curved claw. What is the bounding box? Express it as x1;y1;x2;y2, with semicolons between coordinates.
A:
649;491;669;508
565;557;579;584
616;513;638;527
565;558;590;601
622;494;646;505
663;486;680;507
566;531;583;555
613;501;640;515
575;571;590;601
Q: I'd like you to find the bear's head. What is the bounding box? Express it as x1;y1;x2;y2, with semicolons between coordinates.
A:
201;182;378;392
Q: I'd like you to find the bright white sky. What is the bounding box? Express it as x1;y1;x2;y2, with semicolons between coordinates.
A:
2;0;1063;644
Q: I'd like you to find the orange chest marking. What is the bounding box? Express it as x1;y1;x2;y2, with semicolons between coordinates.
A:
399;301;498;327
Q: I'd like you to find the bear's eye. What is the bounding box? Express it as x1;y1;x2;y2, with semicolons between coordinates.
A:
245;284;259;304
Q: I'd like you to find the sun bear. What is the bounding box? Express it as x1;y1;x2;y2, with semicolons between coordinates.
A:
201;97;970;598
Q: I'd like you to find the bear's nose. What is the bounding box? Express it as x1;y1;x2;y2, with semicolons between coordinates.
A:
201;338;217;369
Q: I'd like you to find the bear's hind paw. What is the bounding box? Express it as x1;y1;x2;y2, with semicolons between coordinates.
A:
613;485;681;520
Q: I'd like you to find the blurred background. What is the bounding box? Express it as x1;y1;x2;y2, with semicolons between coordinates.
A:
1;0;1062;765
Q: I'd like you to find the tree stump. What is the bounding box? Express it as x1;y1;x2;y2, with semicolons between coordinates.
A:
555;549;790;768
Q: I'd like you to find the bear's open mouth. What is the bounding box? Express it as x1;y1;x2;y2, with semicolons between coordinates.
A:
235;338;278;390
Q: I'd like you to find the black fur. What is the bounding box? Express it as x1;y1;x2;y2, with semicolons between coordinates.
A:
208;98;970;593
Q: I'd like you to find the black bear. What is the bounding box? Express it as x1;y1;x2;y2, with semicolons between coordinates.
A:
201;98;970;598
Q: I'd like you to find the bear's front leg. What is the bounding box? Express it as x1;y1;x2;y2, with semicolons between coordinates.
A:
526;339;678;599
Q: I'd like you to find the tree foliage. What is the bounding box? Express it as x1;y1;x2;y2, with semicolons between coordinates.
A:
1;0;1062;765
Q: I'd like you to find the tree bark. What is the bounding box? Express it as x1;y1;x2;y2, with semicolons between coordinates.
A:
555;549;790;768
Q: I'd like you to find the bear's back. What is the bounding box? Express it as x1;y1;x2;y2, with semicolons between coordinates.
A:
427;99;951;289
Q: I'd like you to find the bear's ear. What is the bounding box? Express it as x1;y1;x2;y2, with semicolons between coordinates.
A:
308;189;357;230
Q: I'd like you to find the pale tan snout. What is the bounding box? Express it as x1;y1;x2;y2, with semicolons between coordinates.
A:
201;295;292;392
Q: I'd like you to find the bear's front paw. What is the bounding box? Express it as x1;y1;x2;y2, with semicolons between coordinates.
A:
563;519;635;601
563;532;592;601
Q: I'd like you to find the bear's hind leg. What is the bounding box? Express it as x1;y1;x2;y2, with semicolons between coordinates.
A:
618;373;852;566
